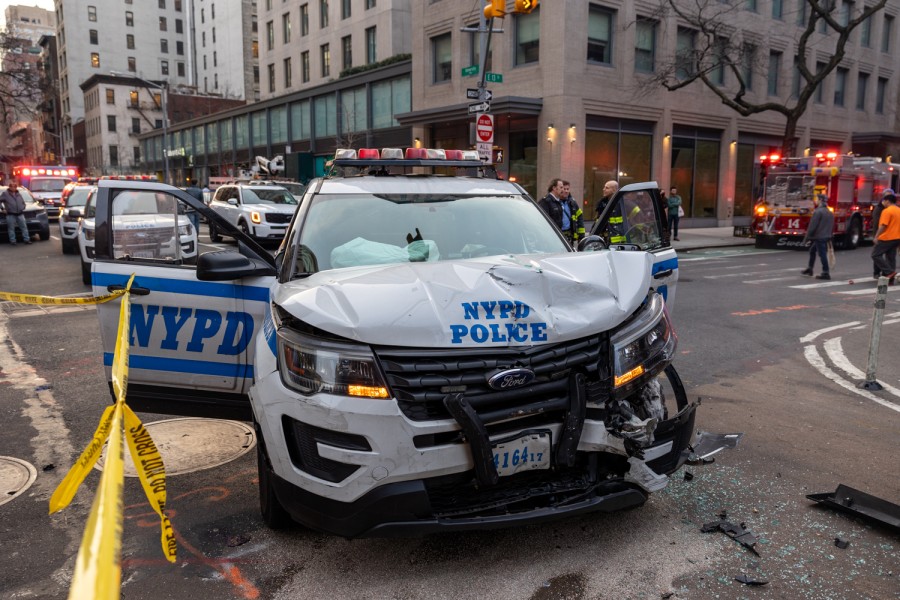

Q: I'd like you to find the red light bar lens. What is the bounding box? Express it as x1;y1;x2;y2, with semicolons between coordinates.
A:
445;150;464;160
22;168;31;175
405;148;427;159
769;154;780;162
358;148;380;159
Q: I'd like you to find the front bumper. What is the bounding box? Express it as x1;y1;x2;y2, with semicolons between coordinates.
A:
250;223;289;239
252;368;697;538
1;212;49;239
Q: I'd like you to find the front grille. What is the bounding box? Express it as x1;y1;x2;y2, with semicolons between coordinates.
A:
265;212;291;224
114;228;174;248
375;335;607;422
282;416;370;483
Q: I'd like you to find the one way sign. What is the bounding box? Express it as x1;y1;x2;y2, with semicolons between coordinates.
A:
466;88;493;101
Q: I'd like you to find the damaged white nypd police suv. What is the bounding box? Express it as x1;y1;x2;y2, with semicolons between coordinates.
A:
88;148;693;537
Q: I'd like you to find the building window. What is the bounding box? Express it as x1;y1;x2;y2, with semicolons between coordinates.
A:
253;40;258;58
861;9;872;47
107;115;116;132
342;0;351;19
468;23;492;72
89;29;98;44
767;51;781;96
342;35;352;70
301;50;310;82
321;43;330;77
284;57;292;87
203;55;207;70
834;66;848;106
883;14;894;53
88;6;97;21
106;89;115;104
875;76;887;113
129;90;138;107
282;13;291;43
711;37;727;85
212;28;216;43
856;72;869;110
268;63;276;93
814;61;825;103
587;5;613;64
159;0;166;8
134;146;140;163
161;39;169;53
176;19;183;34
741;43;755;90
790;55;801;98
675;28;696;79
175;0;182;10
201;8;205;24
301;4;309;36
126;11;133;26
432;33;451;82
132;118;141;134
176;41;184;55
159;17;167;31
128;57;136;72
515;11;540;65
366;26;377;64
161;60;169;75
634;19;655;74
177;61;185;77
267;21;274;50
215;73;218;89
109;146;118;167
126;34;135;49
91;52;100;68
772;0;783;19
320;0;329;28
796;1;808;25
745;0;757;11
213;51;217;67
211;4;215;19
366;0;375;7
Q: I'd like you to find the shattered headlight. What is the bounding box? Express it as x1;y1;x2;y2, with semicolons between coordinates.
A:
82;227;96;241
277;328;390;399
178;224;193;237
610;293;677;397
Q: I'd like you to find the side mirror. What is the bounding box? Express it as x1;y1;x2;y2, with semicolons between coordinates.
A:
577;235;609;252
227;198;238;206
197;250;275;281
68;209;83;219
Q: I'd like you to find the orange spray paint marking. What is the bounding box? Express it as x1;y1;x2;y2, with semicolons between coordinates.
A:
732;304;811;317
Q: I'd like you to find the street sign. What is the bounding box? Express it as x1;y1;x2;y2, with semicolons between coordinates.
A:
466;89;493;100
485;72;503;83
468;101;491;114
476;113;494;144
477;141;492;164
462;65;479;77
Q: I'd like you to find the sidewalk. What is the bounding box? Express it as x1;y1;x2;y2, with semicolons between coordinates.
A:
672;226;756;251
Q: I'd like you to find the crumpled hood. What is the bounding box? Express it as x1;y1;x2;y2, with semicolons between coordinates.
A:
274;251;653;347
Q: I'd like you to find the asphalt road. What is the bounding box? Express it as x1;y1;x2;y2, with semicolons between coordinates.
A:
0;231;897;599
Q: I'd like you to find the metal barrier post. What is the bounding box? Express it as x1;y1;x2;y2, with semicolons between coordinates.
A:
859;276;888;391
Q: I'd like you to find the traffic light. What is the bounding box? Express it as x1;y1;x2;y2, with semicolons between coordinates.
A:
484;0;506;19
514;0;539;13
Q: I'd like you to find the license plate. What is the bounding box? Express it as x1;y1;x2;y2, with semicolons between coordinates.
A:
491;431;550;477
133;250;155;259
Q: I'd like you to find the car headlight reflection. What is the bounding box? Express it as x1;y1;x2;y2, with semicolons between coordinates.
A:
83;227;96;241
610;293;676;397
277;328;390;399
251;211;262;224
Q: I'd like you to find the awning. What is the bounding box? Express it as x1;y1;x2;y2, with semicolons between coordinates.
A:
396;96;543;126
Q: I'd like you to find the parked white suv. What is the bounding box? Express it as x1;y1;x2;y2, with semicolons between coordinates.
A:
208;183;299;243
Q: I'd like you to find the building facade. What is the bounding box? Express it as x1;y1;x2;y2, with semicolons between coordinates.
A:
4;5;55;44
257;0;411;99
192;0;259;100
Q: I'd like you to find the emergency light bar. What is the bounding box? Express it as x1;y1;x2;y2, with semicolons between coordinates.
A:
333;147;485;168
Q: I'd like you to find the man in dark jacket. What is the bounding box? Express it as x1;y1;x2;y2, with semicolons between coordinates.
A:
538;178;584;244
801;194;834;279
0;181;31;245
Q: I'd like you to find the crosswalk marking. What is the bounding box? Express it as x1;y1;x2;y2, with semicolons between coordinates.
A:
704;267;798;279
744;276;799;284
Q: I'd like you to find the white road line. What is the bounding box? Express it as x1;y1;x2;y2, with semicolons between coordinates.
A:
692;263;771;271
704;267;798;279
822;337;900;398
838;286;900;296
744;276;799;284
50;235;60;241
800;321;862;343
790;276;872;289
804;345;900;414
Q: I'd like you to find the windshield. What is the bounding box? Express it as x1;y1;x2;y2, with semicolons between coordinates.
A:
29;178;69;192
66;187;93;207
292;193;568;275
765;174;815;208
243;188;297;205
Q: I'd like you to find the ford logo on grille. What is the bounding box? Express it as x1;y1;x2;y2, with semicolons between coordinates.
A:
488;368;536;390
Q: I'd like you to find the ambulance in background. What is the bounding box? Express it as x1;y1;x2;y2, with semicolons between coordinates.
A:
11;165;79;220
751;152;892;249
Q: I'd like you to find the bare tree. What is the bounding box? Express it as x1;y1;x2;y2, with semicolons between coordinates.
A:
642;0;888;156
0;31;48;126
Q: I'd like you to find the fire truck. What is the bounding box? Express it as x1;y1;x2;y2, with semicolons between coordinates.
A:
752;152;893;249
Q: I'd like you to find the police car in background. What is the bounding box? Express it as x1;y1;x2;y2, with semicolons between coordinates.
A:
59;184;95;254
208;183;299;243
77;185;198;285
86;148;688;537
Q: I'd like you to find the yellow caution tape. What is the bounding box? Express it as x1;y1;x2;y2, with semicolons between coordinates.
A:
0;289;126;305
47;274;176;599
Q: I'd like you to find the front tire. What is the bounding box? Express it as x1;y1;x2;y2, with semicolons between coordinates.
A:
39;228;50;241
240;220;253;240
257;435;292;529
208;220;222;242
62;238;76;254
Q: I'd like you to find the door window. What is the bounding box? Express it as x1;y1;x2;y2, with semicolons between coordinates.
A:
595;188;665;250
110;190;197;263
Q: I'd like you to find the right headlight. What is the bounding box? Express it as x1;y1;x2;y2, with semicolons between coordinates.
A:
277;328;391;399
82;226;95;241
610;293;677;398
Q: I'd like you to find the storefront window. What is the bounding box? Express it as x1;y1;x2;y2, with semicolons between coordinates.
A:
194;125;204;156
251;110;267;147
583;122;653;220
206;123;218;154
271;106;288;144
314;94;337;137
220;119;233;152
671;130;721;219
341;86;367;133
235;115;248;150
508;131;538;199
734;143;755;216
291;101;311;140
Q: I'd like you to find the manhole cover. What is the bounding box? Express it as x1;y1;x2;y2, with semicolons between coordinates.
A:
0;456;38;506
96;418;256;477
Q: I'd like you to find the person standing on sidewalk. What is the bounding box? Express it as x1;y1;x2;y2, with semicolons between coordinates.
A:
801;194;834;279
871;189;900;285
0;181;31;245
538;178;582;245
667;187;683;241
